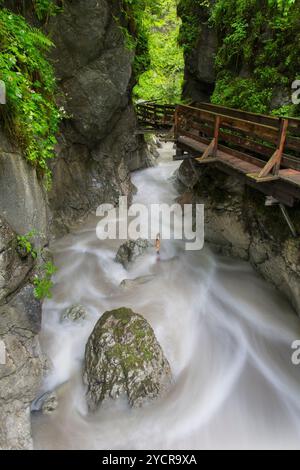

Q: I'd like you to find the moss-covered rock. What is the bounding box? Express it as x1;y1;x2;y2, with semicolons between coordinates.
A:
83;308;172;410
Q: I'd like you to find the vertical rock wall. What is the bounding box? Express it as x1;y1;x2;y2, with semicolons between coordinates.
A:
176;160;300;315
0;0;150;449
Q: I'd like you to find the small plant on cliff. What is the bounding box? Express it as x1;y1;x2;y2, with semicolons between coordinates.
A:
33;0;62;20
17;230;38;259
16;228;57;299
0;8;62;186
33;261;57;300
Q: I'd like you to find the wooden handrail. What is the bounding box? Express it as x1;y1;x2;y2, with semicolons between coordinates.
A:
136;102;175;130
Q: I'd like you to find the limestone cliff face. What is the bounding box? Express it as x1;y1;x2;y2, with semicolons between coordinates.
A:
47;0;148;235
1;0;148;237
0;217;44;450
177;160;300;315
0;0;149;449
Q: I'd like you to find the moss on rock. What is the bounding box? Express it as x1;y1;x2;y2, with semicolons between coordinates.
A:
84;308;172;410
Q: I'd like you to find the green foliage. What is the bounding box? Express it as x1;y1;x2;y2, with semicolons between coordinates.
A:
17;230;38;258
16;227;57;300
129;0;184;103
0;8;62;185
178;0;210;54
209;0;300;115
122;0;162;77
33;0;62;20
33;261;57;300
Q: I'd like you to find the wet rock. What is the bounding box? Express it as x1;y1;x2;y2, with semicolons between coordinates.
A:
45;0;148;235
0;287;43;449
178;1;217;102
115;239;152;268
84;308;172;410
0;217;33;305
120;275;155;290
0;130;48;238
31;391;58;415
42;392;58;415
62;304;87;322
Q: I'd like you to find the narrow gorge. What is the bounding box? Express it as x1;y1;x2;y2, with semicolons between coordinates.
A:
1;0;300;451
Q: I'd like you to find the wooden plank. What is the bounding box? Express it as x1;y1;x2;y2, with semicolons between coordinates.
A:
285;134;300;153
197;102;280;129
247;173;280;183
178;133;300;172
288;118;300;131
279;168;300;188
217;153;262;175
218;130;275;158
195;157;218;164
178;135;263;175
177;105;278;144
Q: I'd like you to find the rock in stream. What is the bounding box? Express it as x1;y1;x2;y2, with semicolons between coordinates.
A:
83;308;172;410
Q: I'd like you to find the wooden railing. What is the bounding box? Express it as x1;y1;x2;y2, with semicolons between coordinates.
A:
175;103;300;180
136;102;175;131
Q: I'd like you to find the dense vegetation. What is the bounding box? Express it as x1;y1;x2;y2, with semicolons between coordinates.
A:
124;0;184;103
178;0;210;55
33;0;62;20
179;0;300;116
0;2;62;185
211;0;300;115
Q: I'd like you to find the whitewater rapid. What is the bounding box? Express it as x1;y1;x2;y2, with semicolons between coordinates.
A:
32;143;300;450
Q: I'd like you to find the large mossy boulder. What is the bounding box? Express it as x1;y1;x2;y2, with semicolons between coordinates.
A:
83;308;172;410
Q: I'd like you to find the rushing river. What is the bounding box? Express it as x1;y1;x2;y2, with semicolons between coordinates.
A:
32;143;300;450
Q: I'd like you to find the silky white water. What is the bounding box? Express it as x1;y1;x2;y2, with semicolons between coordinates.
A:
32;143;300;450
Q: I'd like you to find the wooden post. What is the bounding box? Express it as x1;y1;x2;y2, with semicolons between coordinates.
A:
273;118;289;175
198;114;221;161
212;115;221;158
258;118;288;179
174;107;179;140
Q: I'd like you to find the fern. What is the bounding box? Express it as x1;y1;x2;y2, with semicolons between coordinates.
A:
0;8;63;185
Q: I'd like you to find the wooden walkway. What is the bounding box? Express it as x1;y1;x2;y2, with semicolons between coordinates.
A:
174;103;300;207
136;102;175;133
135;101;300;206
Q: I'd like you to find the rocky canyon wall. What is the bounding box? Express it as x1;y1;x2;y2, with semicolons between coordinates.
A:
0;0;149;449
178;0;217;103
176;161;300;316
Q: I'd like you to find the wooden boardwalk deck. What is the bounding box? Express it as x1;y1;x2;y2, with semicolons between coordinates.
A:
174;104;300;207
135;101;300;206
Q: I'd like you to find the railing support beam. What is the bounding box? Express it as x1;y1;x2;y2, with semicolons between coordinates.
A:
258;118;288;179
197;115;221;161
